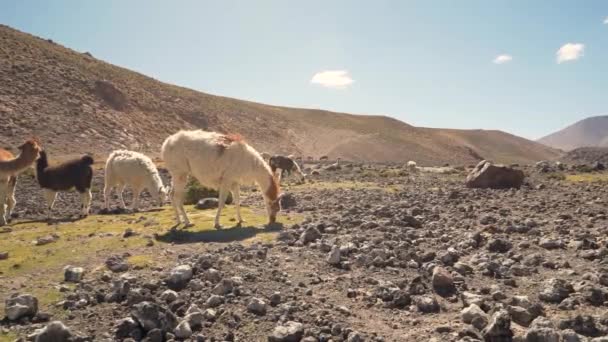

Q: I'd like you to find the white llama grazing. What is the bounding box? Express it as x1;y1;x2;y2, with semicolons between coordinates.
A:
161;130;281;228
104;150;167;210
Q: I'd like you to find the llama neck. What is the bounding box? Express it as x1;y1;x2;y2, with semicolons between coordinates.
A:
253;162;279;201
145;173;164;194
0;149;38;176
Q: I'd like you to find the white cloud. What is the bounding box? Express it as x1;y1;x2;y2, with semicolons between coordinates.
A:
604;16;608;24
310;70;354;89
556;43;584;63
493;54;513;64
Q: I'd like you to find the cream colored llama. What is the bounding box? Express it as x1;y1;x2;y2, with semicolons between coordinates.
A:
0;139;42;225
161;130;281;228
104;150;168;210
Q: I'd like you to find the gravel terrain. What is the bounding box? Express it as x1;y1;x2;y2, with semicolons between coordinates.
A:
2;162;608;341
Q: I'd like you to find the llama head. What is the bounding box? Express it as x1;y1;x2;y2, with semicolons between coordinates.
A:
264;174;281;224
18;138;42;159
156;186;170;207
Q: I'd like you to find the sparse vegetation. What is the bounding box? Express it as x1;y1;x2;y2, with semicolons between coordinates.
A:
565;173;608;183
184;177;233;205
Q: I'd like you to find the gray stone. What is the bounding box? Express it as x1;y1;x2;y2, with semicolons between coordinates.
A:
196;198;219;210
482;310;513;342
212;278;234;295
327;246;341;266
166;264;193;291
300;227;322;244
63;265;85;283
105;255;129;273
461;304;488;326
34;321;72;342
268;321;305;342
415;295;440;313
174;320;192;338
538;278;573;303
247;297;268;316
5;293;38;321
206;294;224;308
160;290;178;303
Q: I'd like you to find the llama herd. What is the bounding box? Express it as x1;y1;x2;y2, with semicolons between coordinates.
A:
0;130;309;228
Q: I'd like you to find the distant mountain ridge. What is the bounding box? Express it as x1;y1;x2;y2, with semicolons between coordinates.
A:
538;116;608;151
0;25;560;165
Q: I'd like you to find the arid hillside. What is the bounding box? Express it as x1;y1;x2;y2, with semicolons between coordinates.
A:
0;25;559;164
538;116;608;151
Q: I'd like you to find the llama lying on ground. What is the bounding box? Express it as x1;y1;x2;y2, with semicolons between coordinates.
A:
0;139;41;225
104;150;168;210
36;150;94;219
269;155;306;183
162;130;281;228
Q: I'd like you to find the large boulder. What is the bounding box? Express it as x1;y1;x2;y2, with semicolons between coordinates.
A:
466;160;525;189
5;293;38;321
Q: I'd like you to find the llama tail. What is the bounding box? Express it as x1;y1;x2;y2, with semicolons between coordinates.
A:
81;155;94;166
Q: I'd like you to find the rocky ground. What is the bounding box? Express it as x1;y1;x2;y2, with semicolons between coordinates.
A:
2;162;608;341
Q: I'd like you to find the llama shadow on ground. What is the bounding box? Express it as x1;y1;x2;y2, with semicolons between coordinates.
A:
12;216;86;226
98;207;164;216
155;222;284;244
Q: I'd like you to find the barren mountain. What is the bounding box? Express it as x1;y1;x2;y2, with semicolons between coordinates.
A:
538;116;608;151
0;25;559;164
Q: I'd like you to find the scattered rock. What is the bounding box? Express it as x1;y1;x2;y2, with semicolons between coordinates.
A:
166;264;193;291
247;297;267;316
32;321;72;342
327;245;341;266
195;198;219;210
63;265;85;283
268;321;305;342
538;278;573;303
5;293;38;321
106;255;129;273
432;266;455;295
482;310;513;342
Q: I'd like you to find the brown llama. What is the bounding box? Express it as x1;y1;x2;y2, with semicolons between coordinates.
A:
36;150;94;219
0;138;42;225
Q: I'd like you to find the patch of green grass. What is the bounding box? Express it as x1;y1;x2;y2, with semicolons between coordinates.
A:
0;331;18;342
0;205;302;316
565;173;608;183
127;254;155;269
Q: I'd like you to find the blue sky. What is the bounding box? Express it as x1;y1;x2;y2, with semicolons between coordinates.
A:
1;1;606;139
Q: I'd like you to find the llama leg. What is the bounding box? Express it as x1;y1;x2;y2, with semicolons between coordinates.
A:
80;190;92;217
6;176;17;223
171;174;189;226
118;185;127;209
44;189;57;220
0;181;7;226
103;185;112;210
214;186;230;229
87;190;92;215
231;185;243;225
132;189;141;211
